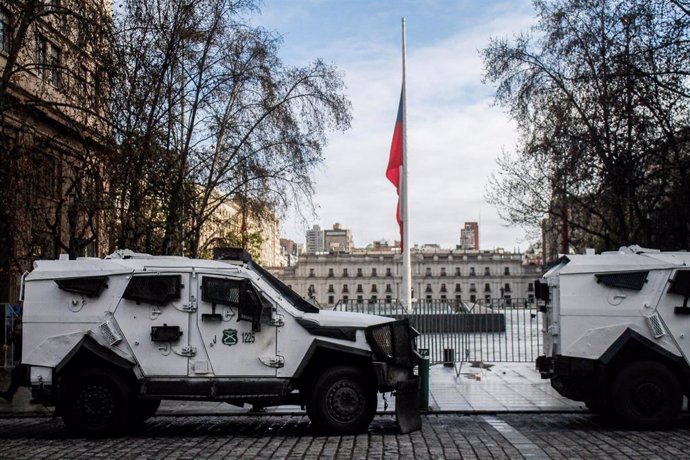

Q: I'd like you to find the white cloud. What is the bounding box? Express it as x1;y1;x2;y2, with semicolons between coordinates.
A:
269;1;538;251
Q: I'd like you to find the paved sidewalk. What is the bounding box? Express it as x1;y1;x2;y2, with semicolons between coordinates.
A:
430;362;583;412
0;362;584;416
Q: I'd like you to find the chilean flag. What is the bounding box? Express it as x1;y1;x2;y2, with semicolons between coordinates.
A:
386;91;404;248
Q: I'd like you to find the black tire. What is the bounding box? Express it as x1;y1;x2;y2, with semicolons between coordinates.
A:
131;398;161;423
61;368;131;437
584;399;608;415
307;366;377;435
610;360;681;429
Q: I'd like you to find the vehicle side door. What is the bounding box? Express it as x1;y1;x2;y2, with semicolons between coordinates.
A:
114;273;191;376
194;274;277;377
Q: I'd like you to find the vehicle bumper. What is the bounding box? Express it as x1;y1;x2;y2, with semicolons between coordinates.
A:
372;352;422;434
373;361;413;390
536;354;603;402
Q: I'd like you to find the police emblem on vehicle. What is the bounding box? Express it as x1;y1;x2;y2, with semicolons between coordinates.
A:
222;329;238;346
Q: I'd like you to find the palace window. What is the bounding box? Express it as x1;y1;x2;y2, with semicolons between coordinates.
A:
77;65;88;96
37;36;47;79
37;36;61;86
49;42;61;86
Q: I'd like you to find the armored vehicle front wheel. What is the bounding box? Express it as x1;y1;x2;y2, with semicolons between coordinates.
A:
61;368;131;437
611;360;681;429
307;366;376;435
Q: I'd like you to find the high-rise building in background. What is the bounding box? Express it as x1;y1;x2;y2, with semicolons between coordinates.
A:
324;223;353;254
306;225;325;253
460;222;480;250
279;238;301;267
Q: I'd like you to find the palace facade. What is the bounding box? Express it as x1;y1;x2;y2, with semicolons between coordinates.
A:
272;247;541;307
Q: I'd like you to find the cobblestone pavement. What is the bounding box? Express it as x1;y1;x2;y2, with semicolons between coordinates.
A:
1;413;690;459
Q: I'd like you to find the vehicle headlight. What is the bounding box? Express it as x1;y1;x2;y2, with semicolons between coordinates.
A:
366;320;414;368
371;325;394;358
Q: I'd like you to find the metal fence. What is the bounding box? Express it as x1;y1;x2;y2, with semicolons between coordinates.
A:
2;304;21;368
333;298;542;366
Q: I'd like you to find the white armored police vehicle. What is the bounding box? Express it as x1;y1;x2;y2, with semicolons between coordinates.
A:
536;246;690;428
19;249;420;436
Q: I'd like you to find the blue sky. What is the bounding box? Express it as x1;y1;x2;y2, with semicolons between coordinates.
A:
250;0;537;251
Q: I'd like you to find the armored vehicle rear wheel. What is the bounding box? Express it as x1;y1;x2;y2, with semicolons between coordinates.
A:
132;398;161;423
62;368;131;437
307;366;376;435
611;360;681;429
584;399;608;415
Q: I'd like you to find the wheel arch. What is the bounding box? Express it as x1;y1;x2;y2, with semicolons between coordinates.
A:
600;329;690;396
293;339;377;397
56;336;139;395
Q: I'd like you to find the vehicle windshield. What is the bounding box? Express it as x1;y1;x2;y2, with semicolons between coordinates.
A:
250;261;319;313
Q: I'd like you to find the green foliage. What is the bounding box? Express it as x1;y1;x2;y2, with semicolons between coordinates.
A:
199;230;264;264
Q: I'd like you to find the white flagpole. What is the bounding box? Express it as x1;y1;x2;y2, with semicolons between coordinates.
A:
401;17;412;312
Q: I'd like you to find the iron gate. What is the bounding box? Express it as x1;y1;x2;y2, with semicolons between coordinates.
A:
334;299;542;365
2;304;21;368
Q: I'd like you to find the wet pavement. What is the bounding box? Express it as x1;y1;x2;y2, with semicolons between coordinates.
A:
0;362;583;417
2;364;684;459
